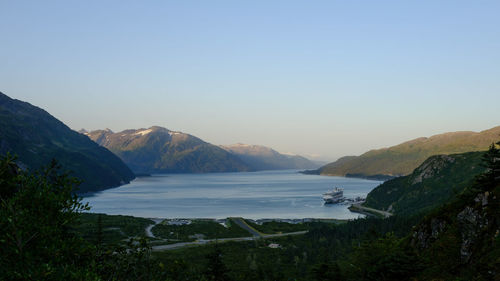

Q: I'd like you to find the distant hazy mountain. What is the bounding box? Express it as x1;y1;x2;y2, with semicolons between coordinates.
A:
221;143;317;170
85;127;252;174
314;126;500;178
0;92;135;193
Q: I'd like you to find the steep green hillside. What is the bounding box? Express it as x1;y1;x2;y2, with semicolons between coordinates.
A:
86;127;252;173
364;151;486;216
221;143;317;170
316;126;500;178
0;92;135;193
347;144;500;280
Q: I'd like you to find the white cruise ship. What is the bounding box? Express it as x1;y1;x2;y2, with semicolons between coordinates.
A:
322;187;344;204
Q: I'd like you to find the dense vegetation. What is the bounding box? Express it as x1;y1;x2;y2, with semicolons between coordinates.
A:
244;220;312;234
345;142;500;280
76;213;154;245
314;126;500;178
153;216;424;280
0;92;135;193
1;142;499;280
0;155;162;280
364;151;486;216
86;127;252;174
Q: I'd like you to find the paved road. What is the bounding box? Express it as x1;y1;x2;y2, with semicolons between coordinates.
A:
349;204;392;218
230;217;263;237
152;231;308;251
147;217;308;251
145;218;164;238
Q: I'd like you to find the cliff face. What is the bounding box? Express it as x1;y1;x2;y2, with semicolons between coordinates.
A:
410;186;500;279
410;155;456;184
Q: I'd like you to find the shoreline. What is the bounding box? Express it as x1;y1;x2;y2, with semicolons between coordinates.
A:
82;212;354;223
348;203;393;218
299;169;395;182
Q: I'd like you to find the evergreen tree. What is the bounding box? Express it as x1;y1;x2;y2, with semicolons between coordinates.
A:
311;261;342;281
0;156;95;279
476;141;500;190
204;244;232;281
96;213;103;248
0;155;162;280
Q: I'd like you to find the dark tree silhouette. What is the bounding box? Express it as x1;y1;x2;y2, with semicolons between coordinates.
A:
204;244;232;281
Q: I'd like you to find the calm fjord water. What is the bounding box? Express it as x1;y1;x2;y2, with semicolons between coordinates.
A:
84;170;381;219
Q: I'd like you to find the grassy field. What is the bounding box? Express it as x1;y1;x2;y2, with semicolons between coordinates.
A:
151;218;250;242
74;213;154;245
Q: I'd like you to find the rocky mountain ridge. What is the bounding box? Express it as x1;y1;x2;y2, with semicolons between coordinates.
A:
85;127;252;174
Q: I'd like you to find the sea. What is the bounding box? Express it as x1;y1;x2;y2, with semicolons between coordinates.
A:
83;170;382;220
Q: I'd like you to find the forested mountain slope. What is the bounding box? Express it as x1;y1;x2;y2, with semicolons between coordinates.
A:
315;126;500;178
346;143;500;280
0;92;135;193
364;151;486;216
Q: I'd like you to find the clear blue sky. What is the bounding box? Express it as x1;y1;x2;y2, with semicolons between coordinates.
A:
1;0;499;161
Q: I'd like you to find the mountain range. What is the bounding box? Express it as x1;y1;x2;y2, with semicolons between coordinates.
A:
84;127;317;174
0;91;316;193
0;92;135;193
312;126;500;179
220;143;318;170
84;127;251;174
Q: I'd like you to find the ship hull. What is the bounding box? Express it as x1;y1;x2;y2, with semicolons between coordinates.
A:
323;197;345;204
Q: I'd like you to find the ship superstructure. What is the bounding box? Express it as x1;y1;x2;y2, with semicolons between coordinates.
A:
322;187;344;204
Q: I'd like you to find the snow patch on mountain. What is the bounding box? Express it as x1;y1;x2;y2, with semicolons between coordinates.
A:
133;129;153;136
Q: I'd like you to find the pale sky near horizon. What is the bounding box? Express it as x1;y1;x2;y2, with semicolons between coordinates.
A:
1;0;499;161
